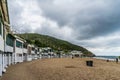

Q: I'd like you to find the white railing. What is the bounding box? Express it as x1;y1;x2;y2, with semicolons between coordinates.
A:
31;50;35;54
37;52;39;54
16;47;23;53
23;48;27;53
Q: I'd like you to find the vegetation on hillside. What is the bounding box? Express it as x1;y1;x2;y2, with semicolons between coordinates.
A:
16;33;95;56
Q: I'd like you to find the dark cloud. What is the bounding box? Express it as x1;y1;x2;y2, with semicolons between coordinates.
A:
8;0;120;40
36;0;120;39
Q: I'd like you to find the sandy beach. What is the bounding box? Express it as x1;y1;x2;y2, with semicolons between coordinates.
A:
1;58;120;80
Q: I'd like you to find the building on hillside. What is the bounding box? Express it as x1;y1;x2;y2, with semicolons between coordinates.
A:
42;47;49;58
47;47;54;58
71;50;83;57
0;0;11;75
40;47;54;58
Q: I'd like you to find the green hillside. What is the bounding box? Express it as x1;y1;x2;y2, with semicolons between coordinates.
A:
16;33;95;56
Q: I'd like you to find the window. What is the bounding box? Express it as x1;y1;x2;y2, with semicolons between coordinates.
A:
16;40;22;48
0;18;2;35
32;47;35;51
0;11;2;36
6;34;14;47
23;44;27;49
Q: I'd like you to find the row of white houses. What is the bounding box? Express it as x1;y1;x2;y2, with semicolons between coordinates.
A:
0;31;53;76
0;0;54;76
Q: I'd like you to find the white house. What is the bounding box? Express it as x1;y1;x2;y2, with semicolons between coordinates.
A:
39;48;43;59
40;47;53;58
27;44;32;61
71;50;83;57
4;34;15;67
31;45;35;60
0;12;4;76
34;47;40;59
23;42;28;61
37;48;43;59
14;35;24;63
0;0;11;75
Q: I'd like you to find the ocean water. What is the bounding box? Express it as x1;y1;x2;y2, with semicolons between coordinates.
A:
94;56;119;61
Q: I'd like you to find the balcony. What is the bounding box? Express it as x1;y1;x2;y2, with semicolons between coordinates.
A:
31;50;35;54
16;47;23;53
23;48;27;53
0;36;4;51
5;44;13;52
37;51;40;54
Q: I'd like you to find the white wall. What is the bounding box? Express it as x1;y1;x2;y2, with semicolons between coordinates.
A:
16;47;23;53
17;56;23;62
0;53;2;76
0;22;4;51
27;55;32;61
5;44;13;52
15;47;23;63
31;50;35;54
0;36;4;51
23;48;27;53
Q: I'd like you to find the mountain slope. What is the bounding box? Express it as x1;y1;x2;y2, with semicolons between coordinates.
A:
16;33;95;56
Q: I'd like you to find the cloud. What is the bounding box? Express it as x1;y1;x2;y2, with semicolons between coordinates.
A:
74;31;120;55
37;0;120;39
7;0;120;55
8;0;74;40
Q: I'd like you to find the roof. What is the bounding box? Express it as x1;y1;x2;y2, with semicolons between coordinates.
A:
7;33;16;39
14;35;26;42
71;50;82;55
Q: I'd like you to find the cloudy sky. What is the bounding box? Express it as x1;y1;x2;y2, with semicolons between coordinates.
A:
8;0;120;56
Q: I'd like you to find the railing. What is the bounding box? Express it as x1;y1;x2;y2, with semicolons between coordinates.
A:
16;47;23;53
23;48;27;53
31;50;35;54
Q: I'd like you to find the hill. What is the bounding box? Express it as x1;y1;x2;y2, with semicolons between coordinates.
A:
16;33;95;56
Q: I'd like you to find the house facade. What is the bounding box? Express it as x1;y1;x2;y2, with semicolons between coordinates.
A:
0;7;4;76
4;34;15;67
27;44;32;61
23;42;28;61
14;35;24;63
71;50;82;57
31;45;35;60
0;0;11;75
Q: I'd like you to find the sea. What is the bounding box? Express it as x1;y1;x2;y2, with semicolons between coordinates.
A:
93;56;119;61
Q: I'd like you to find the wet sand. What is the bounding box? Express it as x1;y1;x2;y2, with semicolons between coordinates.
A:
1;58;120;80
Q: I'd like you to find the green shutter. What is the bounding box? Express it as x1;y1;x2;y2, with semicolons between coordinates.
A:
16;40;22;48
0;11;2;35
6;34;14;47
0;17;1;35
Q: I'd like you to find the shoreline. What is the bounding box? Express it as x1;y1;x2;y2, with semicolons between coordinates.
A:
93;57;120;62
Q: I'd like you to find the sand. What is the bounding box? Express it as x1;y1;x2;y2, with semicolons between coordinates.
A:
1;58;120;80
